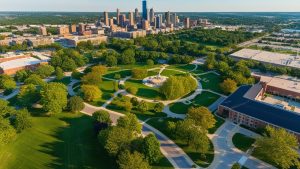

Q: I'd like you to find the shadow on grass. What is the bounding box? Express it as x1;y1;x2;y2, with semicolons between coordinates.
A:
38;114;116;169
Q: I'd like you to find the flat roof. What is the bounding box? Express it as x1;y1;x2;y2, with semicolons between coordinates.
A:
230;49;300;69
220;85;300;134
0;56;49;70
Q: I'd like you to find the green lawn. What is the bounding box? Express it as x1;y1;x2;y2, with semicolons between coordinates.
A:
52;77;72;85
167;64;196;72
0;113;114;169
232;133;256;152
169;102;190;114
103;70;131;80
198;73;223;94
160;69;187;77
146;118;214;168
125;79;164;100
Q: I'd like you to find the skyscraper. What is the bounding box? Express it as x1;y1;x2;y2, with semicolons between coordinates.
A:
117;8;120;25
171;13;177;27
150;8;155;23
165;11;171;26
135;8;140;24
156;14;163;29
184;17;190;29
142;0;147;20
119;14;126;27
104;11;109;26
129;11;134;26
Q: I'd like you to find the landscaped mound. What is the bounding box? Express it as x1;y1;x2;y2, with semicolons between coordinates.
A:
159;75;197;100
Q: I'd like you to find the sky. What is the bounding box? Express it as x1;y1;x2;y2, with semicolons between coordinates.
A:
0;0;299;12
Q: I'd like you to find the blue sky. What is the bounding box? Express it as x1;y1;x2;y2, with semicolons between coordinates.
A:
1;0;299;12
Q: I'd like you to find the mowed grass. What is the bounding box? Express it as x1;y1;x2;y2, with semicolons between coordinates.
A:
103;70;131;80
160;69;187;77
0;113;113;169
146;118;214;168
125;79;165;100
232;133;256;152
198;73;223;94
169;91;220;114
167;64;196;72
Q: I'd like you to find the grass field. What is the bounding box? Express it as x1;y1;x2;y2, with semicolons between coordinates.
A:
146;118;214;168
167;64;196;72
160;69;187;77
232;133;256;152
125;79;164;100
103;70;131;80
198;73;223;94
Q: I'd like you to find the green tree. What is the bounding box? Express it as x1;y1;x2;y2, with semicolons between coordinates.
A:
120;49;136;65
15;70;30;82
105;55;118;67
99;127;134;156
117;113;142;135
35;65;55;78
91;65;108;75
55;67;64;80
127;86;138;95
0;74;16;90
68;96;84;113
117;151;150;169
13;109;32;132
231;163;241;169
255;126;300;169
142;134;161;164
81;85;102;101
40;82;68;114
220;78;237;94
146;59;154;66
0;99;14;117
154;103;164;113
187;107;216;130
137;100;148;113
0;117;16;145
17;84;39;107
92;110;112;125
123;101;133;112
132;69;148;79
24;74;45;86
81;72;102;86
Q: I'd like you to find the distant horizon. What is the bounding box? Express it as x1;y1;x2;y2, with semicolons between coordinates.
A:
0;11;300;13
1;0;299;13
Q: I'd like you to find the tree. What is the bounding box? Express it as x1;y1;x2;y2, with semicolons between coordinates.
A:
35;65;55;78
146;59;154;66
81;72;102;86
17;84;39;107
71;70;83;80
68;96;84;113
15;70;30;82
105;55;118;67
154;103;164;113
120;49;136;65
204;54;216;70
13;109;32;132
130;97;139;106
81;85;102;101
220;78;237;94
0;117;16;145
40;82;68;114
123;101;133;112
24;74;45;86
142;134;161;164
0;74;16;90
231;163;241;169
92;110;112;125
117;151;150;169
137;100;148;113
132;69;148;79
98;127;134;156
91;65;108;75
0;99;14;117
117;113;142;135
255;126;300;169
55;67;64;80
187;107;216;130
127;86;138;95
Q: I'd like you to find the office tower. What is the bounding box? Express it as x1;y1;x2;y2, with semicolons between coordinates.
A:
109;18;114;26
184;17;190;29
171;13;177;27
119;14;126;27
58;26;69;36
104;11;109;26
117;8;120;25
70;24;77;33
156;14;162;29
142;20;150;30
129;11;134;26
149;8;155;23
135;8;139;20
79;23;85;33
39;26;47;36
142;0;147;20
165;11;171;26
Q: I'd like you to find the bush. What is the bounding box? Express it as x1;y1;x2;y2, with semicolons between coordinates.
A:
81;85;102;101
68;96;85;113
132;69;148;79
127;86;138;95
13;109;32;132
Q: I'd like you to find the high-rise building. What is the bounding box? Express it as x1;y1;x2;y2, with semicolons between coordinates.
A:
129;12;134;26
171;13;177;27
142;20;150;30
135;8;139;21
149;8;155;23
156;14;162;29
119;14;126;27
109;18;114;26
39;26;47;36
79;24;85;33
58;26;69;36
104;11;109;26
142;0;147;20
70;24;77;33
117;8;120;25
165;11;171;26
184;18;190;29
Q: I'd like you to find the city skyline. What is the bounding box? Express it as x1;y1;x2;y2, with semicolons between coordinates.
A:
0;0;300;12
